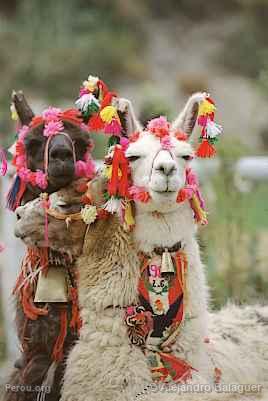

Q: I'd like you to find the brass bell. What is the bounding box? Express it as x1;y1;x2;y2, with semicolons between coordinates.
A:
161;249;175;276
34;267;69;303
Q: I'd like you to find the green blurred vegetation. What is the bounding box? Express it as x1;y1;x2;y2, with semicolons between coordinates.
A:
201;140;268;308
0;0;146;142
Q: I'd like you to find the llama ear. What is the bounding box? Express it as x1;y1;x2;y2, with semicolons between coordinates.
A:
114;97;143;137
11;90;35;125
171;92;207;137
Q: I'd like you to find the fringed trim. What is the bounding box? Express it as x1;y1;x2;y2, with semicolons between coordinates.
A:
69;287;82;333
6;175;27;211
52;308;68;362
14;247;49;319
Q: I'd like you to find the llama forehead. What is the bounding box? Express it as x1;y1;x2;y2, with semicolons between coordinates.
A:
126;131;194;157
126;133;160;156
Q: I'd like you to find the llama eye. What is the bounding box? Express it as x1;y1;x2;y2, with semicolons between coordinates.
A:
127;156;140;163
181;155;191;161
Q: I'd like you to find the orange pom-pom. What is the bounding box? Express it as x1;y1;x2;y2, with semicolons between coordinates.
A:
196;139;216;158
176;188;187;203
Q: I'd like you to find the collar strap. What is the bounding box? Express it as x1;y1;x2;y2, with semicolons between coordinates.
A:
154;241;182;255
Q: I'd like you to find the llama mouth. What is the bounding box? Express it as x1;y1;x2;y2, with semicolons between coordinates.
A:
152;189;177;194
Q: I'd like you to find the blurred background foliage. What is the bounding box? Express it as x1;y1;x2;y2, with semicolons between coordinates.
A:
0;1;268;354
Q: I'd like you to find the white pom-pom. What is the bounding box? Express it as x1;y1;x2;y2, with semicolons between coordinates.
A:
81;205;97;225
103;197;121;214
206;119;223;138
75;94;100;112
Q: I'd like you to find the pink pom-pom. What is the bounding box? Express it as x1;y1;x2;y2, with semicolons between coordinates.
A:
120;137;129;151
42;107;61;122
44;120;64;137
147;116;170;138
15;155;26;168
0;242;5;252
79;87;90;97
129;185;151;203
161;135;173;150
18;167;31;183
104;118;122;136
75;159;96;179
198;115;208;127
18;125;30;141
35;171;48;189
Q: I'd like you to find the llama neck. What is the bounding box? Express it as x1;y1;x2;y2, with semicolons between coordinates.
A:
133;201;210;353
133;201;197;254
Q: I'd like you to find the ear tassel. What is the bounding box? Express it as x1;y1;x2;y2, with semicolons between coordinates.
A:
196;96;222;158
6;175;26;211
196;139;216;158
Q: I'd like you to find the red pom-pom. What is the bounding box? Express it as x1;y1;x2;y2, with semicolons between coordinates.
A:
196;139;216;158
88;114;104;131
176;188;187;203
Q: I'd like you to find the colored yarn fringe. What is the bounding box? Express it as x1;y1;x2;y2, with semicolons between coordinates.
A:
52;308;68;362
196;95;222;158
6;175;26;211
0;147;7;176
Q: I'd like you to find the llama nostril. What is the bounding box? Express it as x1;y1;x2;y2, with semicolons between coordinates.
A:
156;162;176;176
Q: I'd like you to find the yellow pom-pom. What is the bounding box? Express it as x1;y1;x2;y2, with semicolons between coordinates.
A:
10;103;18;121
198;100;216;116
81;205;97;225
100;106;117;123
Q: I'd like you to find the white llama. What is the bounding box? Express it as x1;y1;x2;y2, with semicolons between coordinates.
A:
14;94;268;401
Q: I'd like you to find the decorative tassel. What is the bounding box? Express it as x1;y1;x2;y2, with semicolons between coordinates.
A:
69;287;82;332
196;139;216;158
108;146;129;198
197;95;222;158
104;118;122;136
10;103;18;121
52;308;68;362
190;194;208;225
0;147;7;176
103;196;121;213
88;113;104;131
6;175;26;211
22;282;48;320
100;105;117;124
